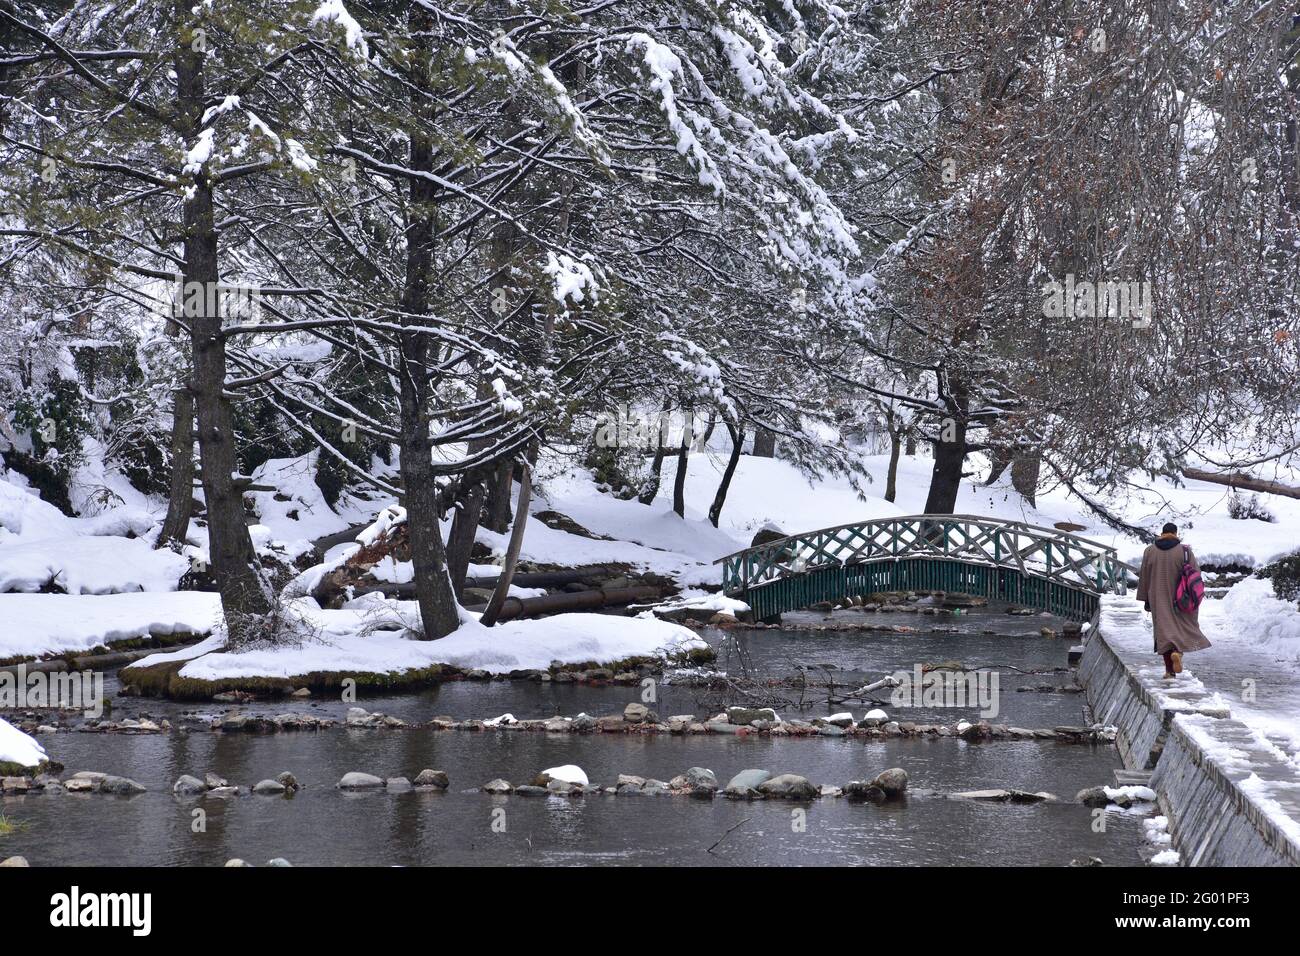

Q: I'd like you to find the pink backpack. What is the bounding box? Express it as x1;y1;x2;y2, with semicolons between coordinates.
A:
1174;546;1204;613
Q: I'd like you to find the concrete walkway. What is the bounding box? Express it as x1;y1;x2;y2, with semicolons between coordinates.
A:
1098;595;1300;855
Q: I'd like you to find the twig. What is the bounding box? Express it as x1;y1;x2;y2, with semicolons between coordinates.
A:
707;817;751;854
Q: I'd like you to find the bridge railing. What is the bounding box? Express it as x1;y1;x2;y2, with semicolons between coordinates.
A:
716;514;1132;598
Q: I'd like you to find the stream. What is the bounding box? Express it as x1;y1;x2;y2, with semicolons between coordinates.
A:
1;603;1152;866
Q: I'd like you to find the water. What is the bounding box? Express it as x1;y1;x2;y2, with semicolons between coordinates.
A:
0;605;1149;866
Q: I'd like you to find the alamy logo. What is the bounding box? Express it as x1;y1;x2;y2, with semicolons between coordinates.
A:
889;664;1000;718
49;887;152;936
594;404;707;452
1041;274;1152;327
0;664;103;718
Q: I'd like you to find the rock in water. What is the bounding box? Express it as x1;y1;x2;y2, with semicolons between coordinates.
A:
727;706;779;725
685;767;719;792
336;772;384;789
536;764;588;787
757;774;819;800
0;856;29;867
482;778;513;794
252;779;287;794
413;769;449;789
173;775;207;795
870;768;909;798
723;769;773;799
623;703;649;723
98;775;146;795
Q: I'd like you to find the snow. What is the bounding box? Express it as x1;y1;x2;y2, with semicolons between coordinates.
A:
542;764;588;786
0;592;220;660
0;716;46;767
1103;785;1157;803
309;0;368;58
1209;577;1300;663
0;536;188;595
132;601;705;680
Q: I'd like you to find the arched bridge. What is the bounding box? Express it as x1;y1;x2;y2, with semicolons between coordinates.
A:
716;515;1132;623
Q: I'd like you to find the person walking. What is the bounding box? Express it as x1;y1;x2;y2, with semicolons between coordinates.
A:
1136;522;1211;678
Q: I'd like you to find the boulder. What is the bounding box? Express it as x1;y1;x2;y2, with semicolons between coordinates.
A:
413;769;449;789
173;774;207;796
252;779;287;795
204;772;228;790
98;775;146;795
824;712;855;728
723;769;772;799
224;859;252;867
757;773;819;800
0;856;30;867
844;781;885;801
482;778;513;794
267;858;293;867
336;772;385;789
727;706;778;725
623;703;650;723
385;777;411;790
685;767;719;792
870;768;909;798
275;772;300;791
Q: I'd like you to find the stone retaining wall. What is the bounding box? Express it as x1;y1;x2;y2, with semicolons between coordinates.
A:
1080;625;1300;867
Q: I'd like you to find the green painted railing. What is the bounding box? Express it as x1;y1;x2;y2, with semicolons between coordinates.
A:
715;515;1134;623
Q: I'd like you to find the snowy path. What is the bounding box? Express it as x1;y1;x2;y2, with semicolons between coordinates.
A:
1099;594;1300;845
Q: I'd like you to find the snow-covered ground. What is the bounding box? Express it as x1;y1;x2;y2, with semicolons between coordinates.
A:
0;715;46;767
3;441;1299;693
132;602;704;680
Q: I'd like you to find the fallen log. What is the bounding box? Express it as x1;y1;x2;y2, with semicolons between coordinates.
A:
1182;467;1300;500
462;585;663;622
332;565;629;603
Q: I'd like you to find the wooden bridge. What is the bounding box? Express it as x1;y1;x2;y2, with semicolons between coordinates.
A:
716;515;1132;623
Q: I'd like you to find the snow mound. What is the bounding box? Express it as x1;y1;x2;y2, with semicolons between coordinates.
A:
0;592;222;660
0;717;46;767
132;599;706;680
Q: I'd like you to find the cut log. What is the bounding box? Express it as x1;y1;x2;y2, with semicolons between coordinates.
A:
463;586;662;622
1181;467;1300;500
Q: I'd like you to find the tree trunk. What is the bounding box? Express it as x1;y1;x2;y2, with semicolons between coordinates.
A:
905;431;917;456
155;388;194;550
480;463;531;627
638;444;666;505
445;476;486;599
983;445;1012;486
395;5;460;640
1011;451;1041;506
671;431;689;517
176;13;271;639
885;429;901;503
708;424;744;527
482;459;514;533
752;427;776;458
1182;467;1300;500
923;383;969;514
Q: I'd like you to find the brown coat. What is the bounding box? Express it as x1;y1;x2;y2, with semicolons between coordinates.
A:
1135;537;1212;655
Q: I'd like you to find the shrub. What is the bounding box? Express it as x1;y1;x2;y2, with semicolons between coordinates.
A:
1256;549;1300;605
1227;492;1275;523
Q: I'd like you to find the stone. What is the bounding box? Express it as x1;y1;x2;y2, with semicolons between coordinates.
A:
757;773;819;800
597;716;626;732
825;712;855;727
99;775;146;795
0;856;30;867
336;772;384;789
385;777;411;790
535;765;589;787
413;769;449;789
252;779;287;794
844;781;886;801
267;857;293;867
224;858;252;867
2;776;30;793
684;767;718;791
817;724;845;737
819;785;844;798
482;778;513;794
173;774;207;795
616;774;646;789
206;787;239;798
950;789;1054;803
958;720;992;741
275;772;299;791
63;777;95;792
204;772;228;790
1076;786;1111;808
870;768;909;798
291;687;311;698
571;714;597;732
623;702;649;723
723;768;772;799
727;706;778;725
